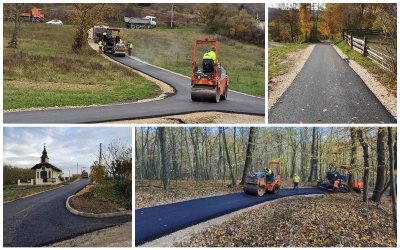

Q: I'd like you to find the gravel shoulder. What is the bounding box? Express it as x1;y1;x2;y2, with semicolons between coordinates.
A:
332;43;397;118
47;222;132;247
103;111;265;124
268;44;315;110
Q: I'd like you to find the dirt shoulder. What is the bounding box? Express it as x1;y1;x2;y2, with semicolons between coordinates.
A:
69;184;129;214
103;111;265;124
48;222;132;247
268;44;315;110
136;180;243;209
172;193;395;247
142;194;323;247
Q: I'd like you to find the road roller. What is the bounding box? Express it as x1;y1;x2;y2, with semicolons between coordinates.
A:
190;38;229;103
244;161;282;196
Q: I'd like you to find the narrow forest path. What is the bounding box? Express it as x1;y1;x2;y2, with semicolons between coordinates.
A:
268;42;396;124
135;188;325;246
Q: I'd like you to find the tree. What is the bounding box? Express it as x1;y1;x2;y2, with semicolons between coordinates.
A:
101;139;131;178
240;127;257;185
4;3;24;48
308;127;318;182
357;128;369;203
372;128;385;202
91;162;106;183
387;127;396;235
157;127;168;191
222;128;236;187
71;4;111;53
348;128;357;190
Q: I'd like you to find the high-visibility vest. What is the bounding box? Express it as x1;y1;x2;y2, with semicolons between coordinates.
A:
293;176;300;183
265;168;272;175
98;41;103;47
129;43;133;49
203;51;216;63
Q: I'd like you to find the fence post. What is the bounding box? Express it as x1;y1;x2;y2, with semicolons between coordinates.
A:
350;33;353;50
363;36;367;56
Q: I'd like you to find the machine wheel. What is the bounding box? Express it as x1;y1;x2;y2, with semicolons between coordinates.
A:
215;87;221;103
339;185;350;193
273;185;280;194
221;85;228;100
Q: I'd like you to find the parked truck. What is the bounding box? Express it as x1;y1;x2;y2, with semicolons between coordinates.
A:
123;16;157;29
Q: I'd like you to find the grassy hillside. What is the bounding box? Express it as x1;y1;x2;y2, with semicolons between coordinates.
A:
3;23;158;110
123;26;265;97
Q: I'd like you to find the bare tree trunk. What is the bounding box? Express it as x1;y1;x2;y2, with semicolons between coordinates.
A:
372;127;385;202
7;4;24;48
240;127;257;185
308;127;317;182
357;128;369;203
222;127;236;187
157;127;168;191
387;127;397;236
348;128;357;189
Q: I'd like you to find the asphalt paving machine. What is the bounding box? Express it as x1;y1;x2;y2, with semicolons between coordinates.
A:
244;161;282;196
191;38;229;103
319;164;364;193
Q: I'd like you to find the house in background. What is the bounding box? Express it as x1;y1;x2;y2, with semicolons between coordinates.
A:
256;13;265;30
18;146;63;185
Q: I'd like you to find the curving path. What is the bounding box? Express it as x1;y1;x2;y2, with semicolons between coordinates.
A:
3;179;131;247
269;43;396;124
4;56;265;124
135;188;325;246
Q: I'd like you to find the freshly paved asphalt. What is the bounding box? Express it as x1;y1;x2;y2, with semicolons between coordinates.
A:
4;56;265;124
135;188;325;246
269;43;396;123
3;179;131;247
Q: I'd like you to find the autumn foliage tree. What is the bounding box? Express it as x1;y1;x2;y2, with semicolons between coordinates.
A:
91;162;106;183
4;3;24;48
71;4;111;53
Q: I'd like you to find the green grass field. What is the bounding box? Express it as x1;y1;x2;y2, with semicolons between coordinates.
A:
123;25;265;97
3;23;158;110
333;39;396;95
268;43;309;80
3;184;62;202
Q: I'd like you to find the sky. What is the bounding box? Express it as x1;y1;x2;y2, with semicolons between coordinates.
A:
3;127;132;176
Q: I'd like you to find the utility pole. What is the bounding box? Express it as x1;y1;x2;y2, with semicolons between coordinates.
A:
170;4;174;28
69;170;70;178
99;143;102;165
76;163;78;175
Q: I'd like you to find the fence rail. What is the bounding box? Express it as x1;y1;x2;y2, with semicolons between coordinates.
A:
342;30;396;74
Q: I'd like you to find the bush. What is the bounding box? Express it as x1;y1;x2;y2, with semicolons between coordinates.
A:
91;163;106;183
3;165;35;185
93;179;132;209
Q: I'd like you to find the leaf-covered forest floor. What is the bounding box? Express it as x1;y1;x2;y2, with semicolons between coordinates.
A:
135;180;316;209
176;193;396;247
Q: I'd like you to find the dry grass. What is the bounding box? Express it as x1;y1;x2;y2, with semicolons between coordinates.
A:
3;22;158;110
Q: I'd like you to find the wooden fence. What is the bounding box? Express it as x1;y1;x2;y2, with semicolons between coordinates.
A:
342;30;396;74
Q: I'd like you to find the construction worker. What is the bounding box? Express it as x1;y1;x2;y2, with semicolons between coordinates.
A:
203;47;216;64
316;175;323;187
98;40;103;54
127;41;133;56
293;174;300;190
265;166;273;178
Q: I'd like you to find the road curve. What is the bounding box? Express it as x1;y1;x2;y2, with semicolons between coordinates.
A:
4;56;265;124
135;188;325;246
3;179;131;247
269;42;396;124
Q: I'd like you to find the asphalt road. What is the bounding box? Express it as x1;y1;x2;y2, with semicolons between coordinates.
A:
3;179;131;247
135;188;325;246
269;43;396;123
4;56;265;124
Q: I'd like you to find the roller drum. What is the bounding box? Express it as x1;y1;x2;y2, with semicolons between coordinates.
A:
191;86;219;103
244;183;265;196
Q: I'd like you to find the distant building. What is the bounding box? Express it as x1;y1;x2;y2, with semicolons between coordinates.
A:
257;13;265;30
19;146;63;185
31;146;63;184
